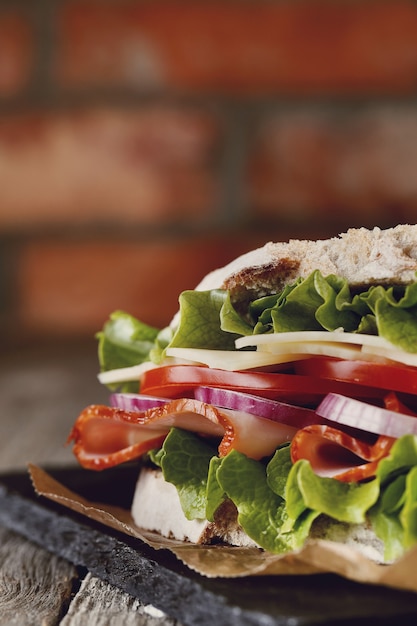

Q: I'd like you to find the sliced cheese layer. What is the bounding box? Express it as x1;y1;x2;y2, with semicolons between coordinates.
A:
98;331;417;387
236;331;417;367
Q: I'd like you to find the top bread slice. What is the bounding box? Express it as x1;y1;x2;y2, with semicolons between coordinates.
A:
196;225;417;306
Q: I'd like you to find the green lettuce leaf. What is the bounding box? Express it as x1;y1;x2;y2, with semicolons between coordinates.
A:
375;299;417;353
216;449;308;552
270;271;326;332
206;456;227;521
282;459;379;525
155;428;218;520
250;284;301;334
148;430;417;558
401;466;417;549
369;434;417;560
219;291;254;336
369;474;407;562
220;270;417;355
266;443;293;499
149;325;175;364
168;290;239;350
377;434;417;484
96;311;160;391
314;272;362;332
96;271;417;383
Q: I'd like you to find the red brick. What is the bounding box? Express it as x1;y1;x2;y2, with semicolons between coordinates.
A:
0;12;34;96
12;223;363;341
247;107;417;226
56;1;417;95
0;108;221;231
15;236;267;336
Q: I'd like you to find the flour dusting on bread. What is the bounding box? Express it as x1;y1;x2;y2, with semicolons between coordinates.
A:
195;225;417;306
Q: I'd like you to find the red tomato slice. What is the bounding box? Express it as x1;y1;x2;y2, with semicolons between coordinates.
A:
294;357;417;396
140;365;385;406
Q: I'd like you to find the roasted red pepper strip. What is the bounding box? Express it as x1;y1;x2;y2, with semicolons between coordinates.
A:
384;391;417;416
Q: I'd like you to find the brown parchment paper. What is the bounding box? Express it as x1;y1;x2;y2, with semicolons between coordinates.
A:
29;464;417;593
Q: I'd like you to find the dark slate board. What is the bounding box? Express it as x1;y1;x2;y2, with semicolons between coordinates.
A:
1;465;417;626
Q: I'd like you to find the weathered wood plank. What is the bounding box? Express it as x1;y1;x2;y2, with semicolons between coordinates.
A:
61;573;180;626
0;526;78;625
0;346;181;624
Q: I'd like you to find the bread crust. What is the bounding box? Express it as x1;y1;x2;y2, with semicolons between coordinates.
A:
195;225;417;306
131;466;257;547
131;466;387;562
155;226;410;560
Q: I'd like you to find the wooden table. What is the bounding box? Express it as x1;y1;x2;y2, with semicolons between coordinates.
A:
0;341;180;625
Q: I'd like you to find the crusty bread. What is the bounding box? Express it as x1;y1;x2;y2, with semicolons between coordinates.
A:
149;226;408;560
195;225;417;306
131;466;257;547
132;466;387;563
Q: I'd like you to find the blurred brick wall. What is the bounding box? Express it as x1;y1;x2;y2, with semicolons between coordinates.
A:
1;0;417;344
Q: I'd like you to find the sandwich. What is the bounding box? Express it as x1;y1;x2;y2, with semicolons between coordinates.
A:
69;224;417;565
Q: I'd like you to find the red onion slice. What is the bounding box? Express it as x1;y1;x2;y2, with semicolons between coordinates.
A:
193;386;318;429
316;393;417;439
110;393;168;412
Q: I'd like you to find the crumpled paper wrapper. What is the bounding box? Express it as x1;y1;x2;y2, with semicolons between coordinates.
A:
29;464;417;593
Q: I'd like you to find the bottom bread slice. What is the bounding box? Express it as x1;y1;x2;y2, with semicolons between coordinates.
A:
131;466;387;562
131;466;257;546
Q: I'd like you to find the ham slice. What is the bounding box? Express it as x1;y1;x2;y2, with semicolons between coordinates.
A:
69;398;396;481
68;398;299;470
290;424;395;482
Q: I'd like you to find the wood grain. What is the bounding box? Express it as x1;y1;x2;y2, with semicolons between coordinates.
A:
0;526;77;625
61;573;179;626
0;344;180;624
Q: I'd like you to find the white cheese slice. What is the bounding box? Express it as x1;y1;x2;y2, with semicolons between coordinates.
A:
235;331;396;350
361;345;417;367
97;360;158;385
98;330;417;387
165;347;308;370
247;342;362;360
235;331;417;367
